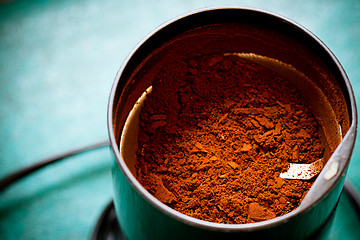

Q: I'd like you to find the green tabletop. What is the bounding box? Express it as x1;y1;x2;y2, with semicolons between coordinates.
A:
1;0;359;239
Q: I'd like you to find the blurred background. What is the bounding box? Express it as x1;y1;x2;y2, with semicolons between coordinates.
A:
0;0;359;239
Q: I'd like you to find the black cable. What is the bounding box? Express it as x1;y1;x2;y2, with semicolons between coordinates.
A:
0;140;110;192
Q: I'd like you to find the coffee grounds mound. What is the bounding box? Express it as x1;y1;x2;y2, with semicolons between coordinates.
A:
135;54;324;224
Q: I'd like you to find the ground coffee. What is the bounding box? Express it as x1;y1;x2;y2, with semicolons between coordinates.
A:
134;53;324;224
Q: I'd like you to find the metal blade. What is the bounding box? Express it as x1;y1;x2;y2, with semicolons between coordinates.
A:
280;158;324;180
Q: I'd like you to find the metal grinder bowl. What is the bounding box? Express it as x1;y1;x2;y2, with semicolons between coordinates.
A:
108;7;357;240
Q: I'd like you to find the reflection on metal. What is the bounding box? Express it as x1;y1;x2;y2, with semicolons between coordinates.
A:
280;158;324;180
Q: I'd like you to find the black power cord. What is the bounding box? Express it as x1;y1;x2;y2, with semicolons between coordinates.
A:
0;140;110;192
0;141;359;239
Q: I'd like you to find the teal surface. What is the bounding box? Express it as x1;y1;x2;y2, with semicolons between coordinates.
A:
0;0;359;239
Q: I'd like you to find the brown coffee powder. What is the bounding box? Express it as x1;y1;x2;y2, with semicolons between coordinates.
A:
134;53;324;224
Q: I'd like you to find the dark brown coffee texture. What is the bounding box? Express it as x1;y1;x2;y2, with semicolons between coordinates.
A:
134;53;324;224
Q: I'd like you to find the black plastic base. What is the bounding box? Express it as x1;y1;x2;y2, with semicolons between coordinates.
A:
91;201;126;240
